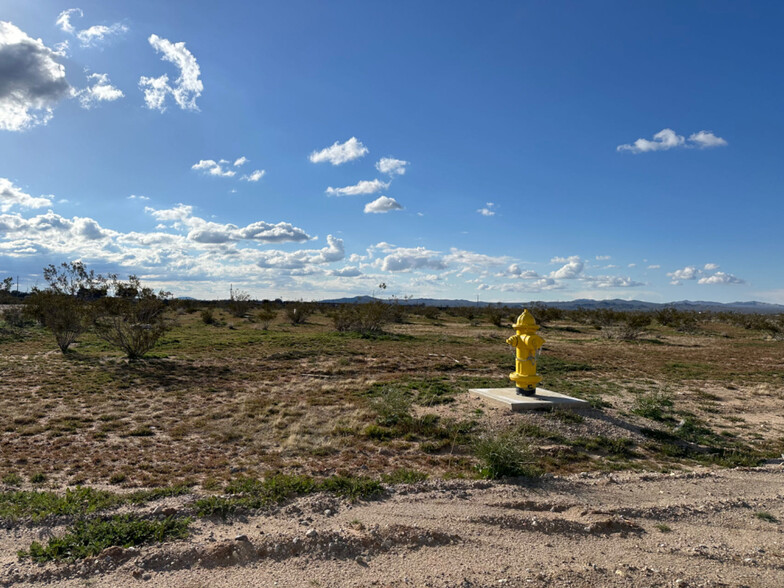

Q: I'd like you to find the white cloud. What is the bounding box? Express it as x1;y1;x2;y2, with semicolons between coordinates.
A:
330;266;361;277
56;9;128;47
477;202;496;216
326;179;389;197
548;256;584;279
233;157;248;167
380;248;447;272
618;128;728;154
139;34;202;112
375;157;409;176
192;160;236;178
76;72;124;109
128;194;150;201
257;235;344;269
588;275;644;288
647;264;660;270
241;170;265;182
595;255;611;261
617;128;685;153
364;196;403;214
704;262;719;270
0;178;53;212
688;131;728;149
0;22;71;131
667;265;699;284
698;272;744;285
309;137;368;165
144;204;310;244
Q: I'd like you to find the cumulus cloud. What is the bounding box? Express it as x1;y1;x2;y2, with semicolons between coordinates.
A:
375;157;409;176
617;128;685;153
139;34;202;112
477;202;496;216
364;196;402;214
618;128;728;153
233;157;248;167
698;272;744;285
76;72;123;109
192;160;235;178
326;179;389;196
330;266;361;277
144;204;310;244
668;264;743;285
0;178;53;212
380;247;447;272
0;21;71;131
241;170;265;182
309;137;368;165
689;131;728;149
56;9;127;47
548;256;584;279
667;265;699;284
588;275;644;288
257;235;344;269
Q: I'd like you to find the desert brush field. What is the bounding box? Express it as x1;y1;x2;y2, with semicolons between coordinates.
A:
1;303;783;586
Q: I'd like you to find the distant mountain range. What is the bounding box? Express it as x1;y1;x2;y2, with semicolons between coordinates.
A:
320;296;784;314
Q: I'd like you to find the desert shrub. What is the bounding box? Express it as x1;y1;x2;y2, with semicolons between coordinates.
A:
485;308;506;327
332;302;390;334
19;515;190;562
1;305;29;328
24;291;91;353
474;432;542;479
655;307;699;332
632;389;674;421
285;301;312;325
372;388;413;427
200;308;215;325
92;276;172;359
228;286;252;318
257;307;276;330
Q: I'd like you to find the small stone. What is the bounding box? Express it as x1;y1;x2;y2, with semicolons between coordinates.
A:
142;573;151;581
674;580;687;587
324;509;333;516
234;534;249;542
306;528;318;538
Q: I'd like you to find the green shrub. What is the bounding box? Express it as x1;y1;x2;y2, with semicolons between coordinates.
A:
92;276;172;359
24;292;90;353
632;390;674;421
200;308;215;324
474;432;542;480
332;302;391;334
19;515;190;562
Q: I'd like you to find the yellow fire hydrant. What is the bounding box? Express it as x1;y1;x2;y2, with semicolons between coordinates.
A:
506;309;545;396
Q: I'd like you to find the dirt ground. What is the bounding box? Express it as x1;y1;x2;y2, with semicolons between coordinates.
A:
2;464;784;587
2;307;783;586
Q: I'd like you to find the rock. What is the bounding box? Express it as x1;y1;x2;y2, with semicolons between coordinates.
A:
306;528;318;538
234;534;249;542
324;509;333;516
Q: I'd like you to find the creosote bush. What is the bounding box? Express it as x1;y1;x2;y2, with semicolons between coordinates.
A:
332;302;392;334
93;276;172;359
285;301;313;325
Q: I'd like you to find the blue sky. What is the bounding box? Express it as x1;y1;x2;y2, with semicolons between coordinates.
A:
1;1;782;302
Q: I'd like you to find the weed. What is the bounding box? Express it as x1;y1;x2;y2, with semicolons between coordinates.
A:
19;515;190;562
0;487;121;521
655;523;673;533
755;511;779;523
632;390;674;421
2;473;23;486
381;469;428;484
473;432;543;480
29;473;47;485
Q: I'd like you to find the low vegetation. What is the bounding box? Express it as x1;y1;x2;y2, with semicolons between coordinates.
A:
2;274;784;534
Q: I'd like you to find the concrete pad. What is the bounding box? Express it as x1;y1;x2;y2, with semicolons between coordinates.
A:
469;387;590;412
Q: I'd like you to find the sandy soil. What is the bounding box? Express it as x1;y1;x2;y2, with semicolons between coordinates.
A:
3;464;783;587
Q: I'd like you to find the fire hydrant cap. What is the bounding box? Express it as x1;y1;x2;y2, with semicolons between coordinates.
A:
513;309;538;329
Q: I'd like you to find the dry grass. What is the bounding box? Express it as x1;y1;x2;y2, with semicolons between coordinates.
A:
1;306;783;489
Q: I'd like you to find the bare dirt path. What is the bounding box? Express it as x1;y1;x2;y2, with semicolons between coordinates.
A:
4;464;784;587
